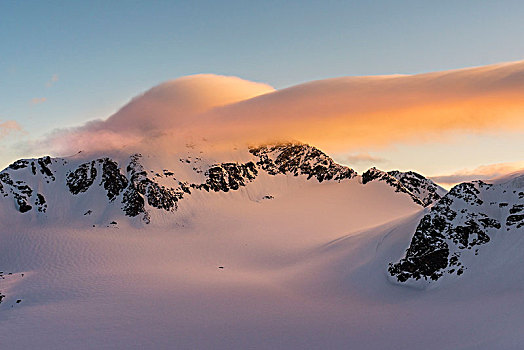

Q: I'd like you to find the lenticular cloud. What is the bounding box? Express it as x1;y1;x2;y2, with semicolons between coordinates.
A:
41;60;524;156
104;74;275;133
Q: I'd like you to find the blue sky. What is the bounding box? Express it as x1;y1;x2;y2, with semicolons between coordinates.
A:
0;1;523;176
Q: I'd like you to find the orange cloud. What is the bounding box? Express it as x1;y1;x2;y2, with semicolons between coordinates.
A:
39;61;524;158
337;152;386;165
0;120;22;138
431;161;524;187
46;74;59;88
199;61;524;151
31;97;47;105
37;74;275;155
103;74;275;134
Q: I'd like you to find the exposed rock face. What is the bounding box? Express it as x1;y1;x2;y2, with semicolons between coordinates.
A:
13;187;33;213
37;156;55;181
0;173;33;213
362;167;443;207
7;156;57;178
67;158;129;199
131;155;183;209
249;143;356;182
121;156;261;221
388;170;444;207
100;158;128;201
122;154;184;222
193;162;258;192
507;204;524;228
389;178;524;283
0;157;62;213
122;186;147;220
0;142;442;223
35;194;47;213
67;161;97;195
8;160;30;170
64;155;182;222
1;153;262;222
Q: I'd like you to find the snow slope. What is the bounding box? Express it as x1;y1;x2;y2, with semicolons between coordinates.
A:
0;144;522;349
389;170;524;286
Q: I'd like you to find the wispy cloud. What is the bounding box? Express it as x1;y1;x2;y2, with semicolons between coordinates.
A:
34;74;275;155
46;74;59;88
30;97;47;105
0;120;23;138
339;152;386;165
431;161;524;186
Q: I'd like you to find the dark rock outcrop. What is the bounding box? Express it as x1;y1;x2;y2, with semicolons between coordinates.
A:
362;167;444;207
389;179;523;283
67;161;97;195
0;143;451;224
200;162;258;192
100;158;128;201
35;193;47;213
249;143;356;182
388;170;443;207
37;156;55;181
122;154;184;222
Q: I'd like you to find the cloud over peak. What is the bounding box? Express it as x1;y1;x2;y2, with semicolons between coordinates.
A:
202;60;524;150
39;61;524;157
104;74;275;134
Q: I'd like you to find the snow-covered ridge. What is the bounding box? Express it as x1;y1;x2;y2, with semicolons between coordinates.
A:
389;175;524;284
362;167;445;207
0;156;57;213
0;143;439;224
0;152;258;224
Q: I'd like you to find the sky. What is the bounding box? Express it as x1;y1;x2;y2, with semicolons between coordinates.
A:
1;1;524;183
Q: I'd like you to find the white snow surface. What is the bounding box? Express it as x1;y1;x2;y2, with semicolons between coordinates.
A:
0;148;523;349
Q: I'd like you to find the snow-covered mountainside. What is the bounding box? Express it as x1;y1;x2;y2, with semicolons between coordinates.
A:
389;172;524;284
2;142;524;349
362;167;446;207
0;141;434;349
0;142;436;225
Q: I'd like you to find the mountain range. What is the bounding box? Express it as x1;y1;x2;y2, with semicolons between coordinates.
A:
1;140;523;349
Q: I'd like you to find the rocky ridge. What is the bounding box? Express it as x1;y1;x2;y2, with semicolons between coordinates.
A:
362;167;444;207
0;143;440;223
389;176;524;283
